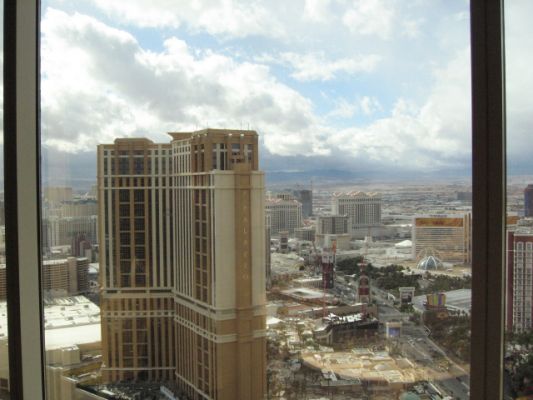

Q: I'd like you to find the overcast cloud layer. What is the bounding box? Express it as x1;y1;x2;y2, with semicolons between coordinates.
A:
31;0;533;184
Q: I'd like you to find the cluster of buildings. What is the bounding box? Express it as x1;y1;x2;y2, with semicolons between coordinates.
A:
41;190;99;261
2;128;533;398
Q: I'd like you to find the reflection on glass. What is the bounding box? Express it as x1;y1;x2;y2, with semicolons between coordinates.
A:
40;0;473;398
504;2;533;398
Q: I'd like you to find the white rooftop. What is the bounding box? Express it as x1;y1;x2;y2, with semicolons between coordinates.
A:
0;296;101;348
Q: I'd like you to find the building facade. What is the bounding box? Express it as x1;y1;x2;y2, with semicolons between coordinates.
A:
42;257;89;297
506;229;533;332
331;192;381;238
412;214;472;264
525;184;533;217
295;226;315;242
294;189;313;218
316;215;349;235
42;216;98;250
98;129;266;400
0;257;89;300
266;212;272;289
265;198;302;235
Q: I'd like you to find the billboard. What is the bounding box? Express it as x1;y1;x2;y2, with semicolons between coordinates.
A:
426;293;446;308
399;287;415;305
386;322;402;338
415;217;464;227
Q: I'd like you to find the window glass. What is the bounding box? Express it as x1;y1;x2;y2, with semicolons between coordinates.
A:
40;0;473;398
504;1;533;398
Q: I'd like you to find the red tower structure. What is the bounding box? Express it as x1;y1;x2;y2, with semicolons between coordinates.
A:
321;251;335;289
357;261;371;304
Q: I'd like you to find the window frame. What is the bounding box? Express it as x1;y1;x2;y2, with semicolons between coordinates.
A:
2;0;507;399
4;1;45;399
470;1;506;399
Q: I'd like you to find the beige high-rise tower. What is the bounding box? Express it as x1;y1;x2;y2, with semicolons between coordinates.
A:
97;129;266;400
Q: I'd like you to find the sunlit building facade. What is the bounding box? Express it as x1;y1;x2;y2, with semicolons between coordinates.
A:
412;214;472;264
506;229;533;332
98;129;266;400
265;198;302;235
331;192;381;238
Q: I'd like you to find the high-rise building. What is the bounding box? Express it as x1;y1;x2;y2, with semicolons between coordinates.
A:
294;189;313;218
42;216;98;251
315;215;351;250
524;184;533;217
412;214;472;264
265;198;302;235
331;192;381;238
42;257;90;297
97;129;266;400
506;229;533;332
265;212;272;289
58;200;98;218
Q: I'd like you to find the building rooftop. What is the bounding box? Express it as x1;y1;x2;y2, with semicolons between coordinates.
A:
168;128;257;141
0;295;101;348
332;191;381;199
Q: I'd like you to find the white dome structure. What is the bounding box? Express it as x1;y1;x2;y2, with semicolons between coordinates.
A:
417;255;444;271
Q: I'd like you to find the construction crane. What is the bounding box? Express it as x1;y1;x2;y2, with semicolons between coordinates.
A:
321;240;337;319
312;240;321;275
357;227;372;317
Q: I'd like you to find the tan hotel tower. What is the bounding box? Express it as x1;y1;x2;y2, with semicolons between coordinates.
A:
97;129;266;400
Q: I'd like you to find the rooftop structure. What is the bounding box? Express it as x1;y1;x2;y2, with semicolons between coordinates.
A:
416;255;444;271
0;296;101;396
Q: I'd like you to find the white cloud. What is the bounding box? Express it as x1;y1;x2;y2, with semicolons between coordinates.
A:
342;0;396;40
41;8;324;156
324;49;471;170
326;96;382;119
39;4;476;173
262;51;380;81
303;0;332;22
359;96;382;115
89;0;285;39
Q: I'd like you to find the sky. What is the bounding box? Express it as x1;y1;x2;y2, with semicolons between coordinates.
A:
5;1;533;186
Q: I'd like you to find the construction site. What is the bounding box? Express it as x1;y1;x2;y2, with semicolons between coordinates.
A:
266;228;466;400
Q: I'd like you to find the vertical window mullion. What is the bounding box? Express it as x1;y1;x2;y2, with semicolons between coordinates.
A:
4;1;45;399
470;1;506;399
